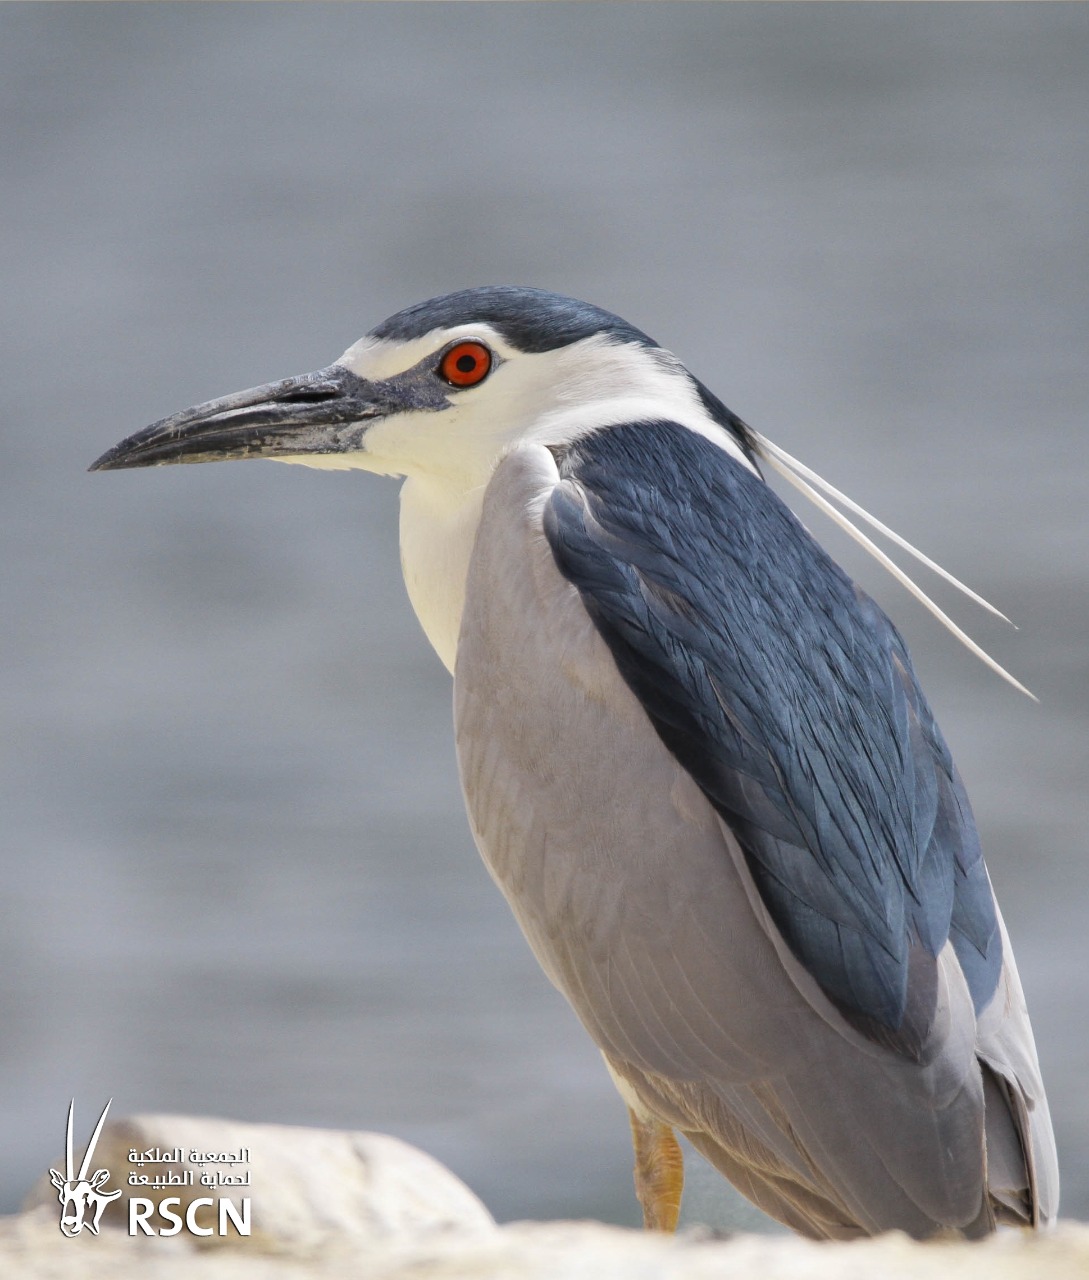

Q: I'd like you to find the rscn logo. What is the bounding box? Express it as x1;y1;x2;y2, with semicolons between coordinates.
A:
128;1196;250;1237
49;1100;122;1237
49;1101;252;1239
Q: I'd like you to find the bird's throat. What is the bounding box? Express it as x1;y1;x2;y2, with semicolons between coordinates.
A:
398;475;487;674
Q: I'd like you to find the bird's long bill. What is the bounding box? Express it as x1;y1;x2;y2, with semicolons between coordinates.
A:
89;365;383;471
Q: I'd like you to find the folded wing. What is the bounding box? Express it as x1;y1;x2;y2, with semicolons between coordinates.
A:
454;426;1056;1235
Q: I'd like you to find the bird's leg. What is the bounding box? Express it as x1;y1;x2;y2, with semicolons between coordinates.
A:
627;1108;684;1231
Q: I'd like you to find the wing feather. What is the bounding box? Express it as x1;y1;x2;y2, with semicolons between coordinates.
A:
453;435;1056;1235
542;421;1004;1050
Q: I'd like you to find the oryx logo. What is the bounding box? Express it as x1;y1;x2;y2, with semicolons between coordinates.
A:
49;1099;122;1237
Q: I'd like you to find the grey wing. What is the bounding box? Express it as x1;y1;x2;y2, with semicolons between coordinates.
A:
975;907;1059;1226
454;443;1055;1236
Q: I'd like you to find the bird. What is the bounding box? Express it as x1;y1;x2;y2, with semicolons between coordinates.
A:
91;285;1058;1239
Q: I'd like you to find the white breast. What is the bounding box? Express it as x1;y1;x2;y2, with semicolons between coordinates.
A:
398;474;487;674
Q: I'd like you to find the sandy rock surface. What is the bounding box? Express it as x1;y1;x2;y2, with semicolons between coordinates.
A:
13;1115;1089;1278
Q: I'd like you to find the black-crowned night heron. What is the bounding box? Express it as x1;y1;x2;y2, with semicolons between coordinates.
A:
92;286;1058;1238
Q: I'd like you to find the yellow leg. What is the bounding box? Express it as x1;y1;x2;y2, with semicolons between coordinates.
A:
628;1108;685;1232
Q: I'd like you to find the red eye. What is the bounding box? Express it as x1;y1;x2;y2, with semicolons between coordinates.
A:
439;340;492;388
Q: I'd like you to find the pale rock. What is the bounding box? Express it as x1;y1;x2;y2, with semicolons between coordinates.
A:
12;1115;1089;1279
25;1113;494;1254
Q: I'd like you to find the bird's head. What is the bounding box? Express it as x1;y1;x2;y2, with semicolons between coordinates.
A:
90;286;755;486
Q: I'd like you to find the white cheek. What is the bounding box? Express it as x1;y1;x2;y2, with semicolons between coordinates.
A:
364;411;470;481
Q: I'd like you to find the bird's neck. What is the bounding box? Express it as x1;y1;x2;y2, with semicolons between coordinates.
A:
398;473;486;674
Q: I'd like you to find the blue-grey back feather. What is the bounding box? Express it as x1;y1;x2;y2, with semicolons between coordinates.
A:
543;421;1002;1055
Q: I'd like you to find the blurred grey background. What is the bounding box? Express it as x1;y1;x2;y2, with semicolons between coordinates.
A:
2;3;1087;1229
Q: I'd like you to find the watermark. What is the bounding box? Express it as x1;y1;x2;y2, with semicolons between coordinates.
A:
126;1141;251;1237
49;1100;251;1239
49;1100;122;1237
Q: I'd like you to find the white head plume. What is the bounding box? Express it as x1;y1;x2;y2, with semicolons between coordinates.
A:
750;431;1034;701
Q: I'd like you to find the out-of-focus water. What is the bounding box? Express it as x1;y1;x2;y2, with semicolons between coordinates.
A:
2;4;1087;1228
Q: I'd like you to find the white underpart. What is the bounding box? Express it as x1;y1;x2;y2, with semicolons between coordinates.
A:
283;326;756;672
